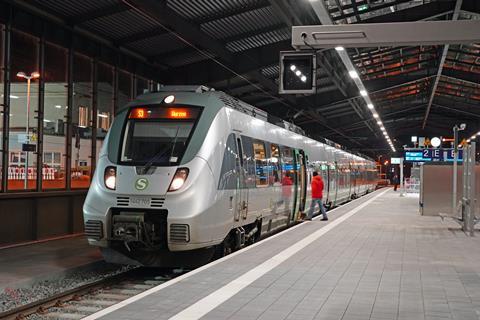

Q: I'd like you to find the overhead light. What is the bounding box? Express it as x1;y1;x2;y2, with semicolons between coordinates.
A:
411;136;418;142
290;64;296;71
335;46;345;51
377;120;382;125
300;75;307;82
98;113;109;118
360;90;367;97
55;105;62;109
367;103;374;109
471;135;476;140
373;113;379;118
349;70;359;79
295;70;301;76
431;136;442;147
477;131;480;136
467;139;471;143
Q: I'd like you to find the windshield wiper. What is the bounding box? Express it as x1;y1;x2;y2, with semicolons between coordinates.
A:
140;126;181;173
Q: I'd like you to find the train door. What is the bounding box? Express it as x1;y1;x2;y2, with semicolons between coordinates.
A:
291;149;307;222
234;135;248;221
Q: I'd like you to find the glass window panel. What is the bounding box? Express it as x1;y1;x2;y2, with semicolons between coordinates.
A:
253;140;268;187
71;53;93;189
136;76;149;97
269;144;282;185
240;136;255;188
43;42;67;189
0;24;4;190
218;133;239;190
97;62;114;161
118;70;132;109
8;30;39;191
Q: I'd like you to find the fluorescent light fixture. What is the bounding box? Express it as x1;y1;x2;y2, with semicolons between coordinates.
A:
373;113;379;118
335;46;345;51
471;135;476;140
98;114;108;118
377;120;382;125
477;131;480;136
360;90;367;97
55;105;62;109
411;136;417;142
348;70;359;79
367;103;374;109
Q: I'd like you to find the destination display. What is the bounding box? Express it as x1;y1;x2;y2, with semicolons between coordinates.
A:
404;149;463;162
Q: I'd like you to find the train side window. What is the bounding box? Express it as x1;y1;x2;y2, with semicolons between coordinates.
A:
240;136;256;188
281;146;295;183
270;144;282;186
253;140;268;187
218;134;239;190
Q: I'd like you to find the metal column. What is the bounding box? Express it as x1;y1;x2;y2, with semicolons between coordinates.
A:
462;142;476;235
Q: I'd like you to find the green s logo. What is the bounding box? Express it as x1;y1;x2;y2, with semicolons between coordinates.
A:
135;178;149;191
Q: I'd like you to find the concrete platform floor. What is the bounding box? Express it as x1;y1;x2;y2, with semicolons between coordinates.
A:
87;189;480;320
0;236;101;290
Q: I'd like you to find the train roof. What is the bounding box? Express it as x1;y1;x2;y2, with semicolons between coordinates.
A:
126;85;374;162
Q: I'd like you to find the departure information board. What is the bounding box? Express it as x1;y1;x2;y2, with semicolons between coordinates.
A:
404;149;463;162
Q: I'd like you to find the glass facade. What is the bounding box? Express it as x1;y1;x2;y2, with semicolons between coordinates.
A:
0;23;160;193
0;24;4;191
8;30;39;191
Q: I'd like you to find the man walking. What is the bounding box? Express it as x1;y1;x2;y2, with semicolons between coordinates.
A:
306;171;328;221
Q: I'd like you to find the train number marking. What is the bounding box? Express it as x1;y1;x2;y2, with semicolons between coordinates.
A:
130;197;151;207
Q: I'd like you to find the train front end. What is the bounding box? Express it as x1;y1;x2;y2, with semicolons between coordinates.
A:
83;91;222;267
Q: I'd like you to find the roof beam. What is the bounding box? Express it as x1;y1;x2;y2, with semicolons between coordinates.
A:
70;3;130;24
422;0;463;129
194;0;271;25
115;27;168;45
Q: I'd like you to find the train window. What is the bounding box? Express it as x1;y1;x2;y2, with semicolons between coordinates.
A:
121;120;195;166
240;136;256;188
218;134;239;190
270;144;282;186
253;140;268;187
281;146;295;183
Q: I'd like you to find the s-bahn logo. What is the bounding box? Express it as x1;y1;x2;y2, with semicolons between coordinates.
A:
135;178;149;191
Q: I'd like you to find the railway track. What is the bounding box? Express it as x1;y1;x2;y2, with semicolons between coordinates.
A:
0;268;186;320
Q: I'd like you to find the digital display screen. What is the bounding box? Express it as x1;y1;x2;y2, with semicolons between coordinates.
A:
129;106;200;120
404;149;463;162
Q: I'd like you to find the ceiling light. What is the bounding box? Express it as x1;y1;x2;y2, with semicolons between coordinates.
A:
360;90;367;97
471;135;476;140
300;75;307;82
55;105;62;109
335;46;345;51
290;65;296;71
349;70;359;79
377;120;382;125
373;113;379;118
367;103;374;109
295;70;301;76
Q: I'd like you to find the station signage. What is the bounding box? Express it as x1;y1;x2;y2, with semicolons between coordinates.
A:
404;149;463;162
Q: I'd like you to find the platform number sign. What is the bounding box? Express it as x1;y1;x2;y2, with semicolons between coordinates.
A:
279;51;316;94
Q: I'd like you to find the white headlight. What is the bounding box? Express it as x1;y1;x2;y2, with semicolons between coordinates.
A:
105;175;116;190
170;177;185;191
164;95;175;104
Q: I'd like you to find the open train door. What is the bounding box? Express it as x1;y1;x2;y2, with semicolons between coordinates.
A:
291;149;307;222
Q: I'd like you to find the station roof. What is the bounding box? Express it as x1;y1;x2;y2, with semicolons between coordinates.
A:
19;0;480;156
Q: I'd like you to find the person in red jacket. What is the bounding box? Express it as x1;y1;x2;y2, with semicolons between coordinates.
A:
307;171;328;221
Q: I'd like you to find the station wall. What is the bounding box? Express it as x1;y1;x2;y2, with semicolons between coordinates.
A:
0;3;163;245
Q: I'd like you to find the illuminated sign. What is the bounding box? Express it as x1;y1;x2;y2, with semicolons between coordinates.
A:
404;149;463;162
170;109;188;118
129;106;200;120
391;157;401;164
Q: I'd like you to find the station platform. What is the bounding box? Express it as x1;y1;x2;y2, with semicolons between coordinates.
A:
86;188;480;320
0;236;102;291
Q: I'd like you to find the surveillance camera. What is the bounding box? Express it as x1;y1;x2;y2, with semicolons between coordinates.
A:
460;123;466;130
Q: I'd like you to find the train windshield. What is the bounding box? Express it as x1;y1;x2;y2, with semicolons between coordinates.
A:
120;106;200;166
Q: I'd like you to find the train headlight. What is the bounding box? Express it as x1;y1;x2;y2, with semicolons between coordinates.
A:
104;166;117;190
168;168;189;192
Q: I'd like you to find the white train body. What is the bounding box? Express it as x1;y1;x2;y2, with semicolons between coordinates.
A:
83;86;377;266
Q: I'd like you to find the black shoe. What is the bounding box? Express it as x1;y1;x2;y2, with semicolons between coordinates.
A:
320;217;328;221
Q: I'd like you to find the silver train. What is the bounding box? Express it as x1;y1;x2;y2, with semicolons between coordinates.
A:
83;86;377;267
